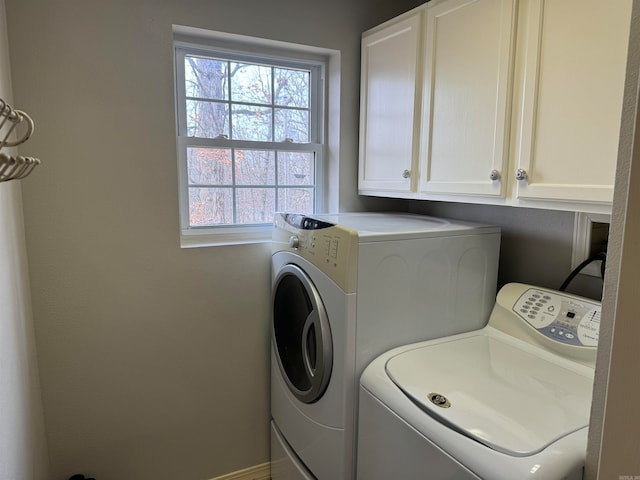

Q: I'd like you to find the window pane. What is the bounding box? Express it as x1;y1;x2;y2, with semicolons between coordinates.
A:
230;63;272;105
232;105;272;141
185;56;228;100
275;108;309;142
188;187;233;226
187;147;232;185
278;188;314;214
177;46;322;232
186;100;229;138
277;151;314;185
235;149;275;185
236;188;275;224
275;68;309;108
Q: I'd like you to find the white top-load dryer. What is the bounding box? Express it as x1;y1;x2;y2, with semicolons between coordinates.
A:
270;212;501;480
358;283;601;480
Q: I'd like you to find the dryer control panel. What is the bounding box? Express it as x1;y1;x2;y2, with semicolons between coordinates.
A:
513;287;600;347
272;213;359;293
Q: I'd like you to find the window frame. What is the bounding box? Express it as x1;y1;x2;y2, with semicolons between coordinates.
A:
174;38;326;247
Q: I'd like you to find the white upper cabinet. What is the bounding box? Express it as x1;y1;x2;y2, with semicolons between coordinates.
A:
512;0;632;204
359;12;422;193
419;0;516;197
358;0;632;213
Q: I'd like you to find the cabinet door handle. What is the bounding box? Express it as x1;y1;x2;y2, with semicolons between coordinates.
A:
402;169;411;179
489;169;501;181
515;168;528;181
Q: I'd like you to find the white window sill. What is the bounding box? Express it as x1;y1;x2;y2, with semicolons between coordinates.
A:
180;225;272;248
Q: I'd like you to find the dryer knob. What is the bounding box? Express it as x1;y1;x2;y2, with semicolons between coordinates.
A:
289;235;300;249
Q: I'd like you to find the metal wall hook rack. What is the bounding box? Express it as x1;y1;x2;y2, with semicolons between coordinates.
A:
0;97;40;182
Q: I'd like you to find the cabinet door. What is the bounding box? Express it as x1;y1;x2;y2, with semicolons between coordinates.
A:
420;0;516;197
359;13;422;193
513;0;632;204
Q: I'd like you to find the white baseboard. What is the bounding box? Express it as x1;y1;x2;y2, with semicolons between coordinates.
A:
208;462;271;480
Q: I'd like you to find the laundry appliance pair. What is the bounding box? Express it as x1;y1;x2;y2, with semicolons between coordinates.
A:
269;212;501;480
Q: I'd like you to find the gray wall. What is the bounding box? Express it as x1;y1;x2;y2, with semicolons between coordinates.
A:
4;0;420;479
0;0;49;477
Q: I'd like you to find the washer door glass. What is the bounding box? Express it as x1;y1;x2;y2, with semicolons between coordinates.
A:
272;264;333;404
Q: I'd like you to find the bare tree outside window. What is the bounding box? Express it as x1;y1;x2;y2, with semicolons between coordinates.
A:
179;51;319;228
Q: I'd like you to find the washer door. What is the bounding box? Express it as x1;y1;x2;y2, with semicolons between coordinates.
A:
272;264;333;404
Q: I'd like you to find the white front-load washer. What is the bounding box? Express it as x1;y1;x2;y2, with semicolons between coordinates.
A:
270;212;501;480
357;283;601;480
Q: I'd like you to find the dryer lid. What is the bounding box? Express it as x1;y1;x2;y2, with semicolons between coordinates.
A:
385;333;594;456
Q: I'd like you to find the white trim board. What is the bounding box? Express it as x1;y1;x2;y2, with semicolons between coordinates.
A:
571;212;610;277
208;462;270;480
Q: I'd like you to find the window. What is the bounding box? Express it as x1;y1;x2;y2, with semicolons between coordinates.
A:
174;39;325;246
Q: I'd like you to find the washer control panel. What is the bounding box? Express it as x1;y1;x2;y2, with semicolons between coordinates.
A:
513;288;600;347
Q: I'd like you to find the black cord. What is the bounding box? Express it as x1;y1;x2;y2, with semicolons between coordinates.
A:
559;252;607;291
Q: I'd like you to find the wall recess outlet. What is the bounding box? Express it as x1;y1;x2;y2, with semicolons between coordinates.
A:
571;213;610;278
